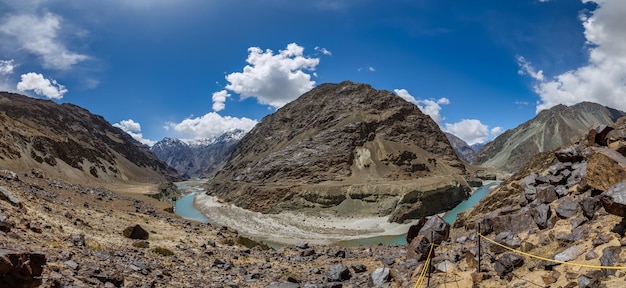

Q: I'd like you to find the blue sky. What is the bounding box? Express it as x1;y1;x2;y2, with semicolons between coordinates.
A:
1;0;623;146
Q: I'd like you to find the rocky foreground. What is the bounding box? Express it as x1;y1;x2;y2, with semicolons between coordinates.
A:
0;166;441;287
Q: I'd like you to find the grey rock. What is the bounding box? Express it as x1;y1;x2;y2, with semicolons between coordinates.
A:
370;267;391;286
351;263;367;273
555;197;580;219
554;245;583;262
0;187;22;208
326;264;351;282
536;184;557;204
494;253;524;278
578;197;601;220
555;145;584;163
529;202;552;229
600;180;626;217
600;246;621;276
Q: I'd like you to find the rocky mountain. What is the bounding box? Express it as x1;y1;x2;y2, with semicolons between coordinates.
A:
206;81;470;223
445;132;479;163
0;92;181;183
473;102;626;172
151;130;245;178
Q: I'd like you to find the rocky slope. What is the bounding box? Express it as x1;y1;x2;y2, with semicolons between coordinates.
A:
400;116;626;287
151;130;245;178
0;92;181;183
473;102;626;173
206;81;470;223
445;132;479;163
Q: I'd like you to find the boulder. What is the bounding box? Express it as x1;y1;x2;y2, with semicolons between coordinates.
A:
0;249;47;288
586;148;626;191
0;187;22;208
536;184;558;204
600;246;621;276
406;215;449;245
587;125;613;147
122;224;149;240
554;245;583;262
600;180;626;217
326;264;351;282
578;197;601;220
529;202;552;229
369;267;391;286
494;253;524;278
555;145;584;163
351;263;367;273
555;197;580;219
407;235;432;261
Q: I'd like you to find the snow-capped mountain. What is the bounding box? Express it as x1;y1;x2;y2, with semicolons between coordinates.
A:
151;129;246;178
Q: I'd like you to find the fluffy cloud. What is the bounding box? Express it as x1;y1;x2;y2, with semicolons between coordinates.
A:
393;89;449;123
219;43;319;109
16;72;67;99
491;126;504;136
520;0;626;113
0;59;16;75
113;119;156;147
0;13;88;70
165;113;257;140
211;90;231;112
444;119;490;146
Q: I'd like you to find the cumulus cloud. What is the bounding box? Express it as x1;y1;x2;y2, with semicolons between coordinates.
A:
219;43;319;109
16;72;67;99
113;119;156;147
211;90;231;112
314;46;332;56
393;89;449;123
491;126;504;136
520;0;626;113
444;120;490;146
0;59;16;75
0;13;88;70
165;113;258;140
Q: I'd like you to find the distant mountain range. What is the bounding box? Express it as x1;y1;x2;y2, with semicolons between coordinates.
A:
445;132;480;163
0;92;181;183
151;130;246;178
473;102;626;172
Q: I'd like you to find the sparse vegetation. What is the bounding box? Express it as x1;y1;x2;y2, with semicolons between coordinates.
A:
152;246;174;256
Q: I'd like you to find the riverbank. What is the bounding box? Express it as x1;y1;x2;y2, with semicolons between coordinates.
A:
194;193;418;245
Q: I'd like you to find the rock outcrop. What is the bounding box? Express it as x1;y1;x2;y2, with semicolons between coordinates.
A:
206;81;470;222
0;92;181;183
473;102;626;173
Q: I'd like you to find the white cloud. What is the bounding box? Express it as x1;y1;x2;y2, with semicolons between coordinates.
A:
16;72;67;99
222;43;319;109
444;119;489;146
211;90;231;112
516;56;544;81
165;112;257;140
0;13;88;70
0;59;16;75
393;88;449;123
491;126;504;136
521;0;626;113
314;46;332;56
113;119;156;147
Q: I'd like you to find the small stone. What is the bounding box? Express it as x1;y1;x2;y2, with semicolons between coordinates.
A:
122;224;149;240
326;264;351;282
351;263;367;273
64;260;79;270
370;267;391;286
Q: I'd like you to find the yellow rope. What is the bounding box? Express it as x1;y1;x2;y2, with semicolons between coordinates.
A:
477;232;626;270
413;242;436;288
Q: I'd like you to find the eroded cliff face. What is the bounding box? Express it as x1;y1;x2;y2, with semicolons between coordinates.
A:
0;92;181;184
206;81;470;222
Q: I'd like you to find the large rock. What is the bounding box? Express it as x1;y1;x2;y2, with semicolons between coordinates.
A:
555;197;580;219
578;196;601;219
535;184;558;204
0;249;47;288
555;145;585;163
600;246;621;276
405;215;449;245
494;253;524;278
553;245;583;262
586;148;626;191
122;225;149;240
0;187;22;208
369;267;391;286
529;202;552;229
326;264;351;282
407;235;432;261
600;181;626;217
